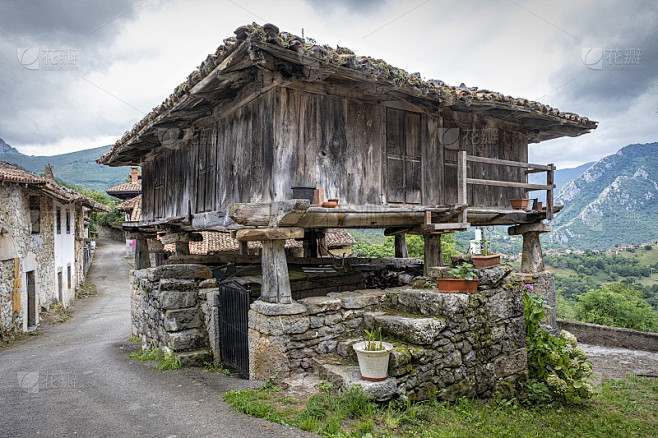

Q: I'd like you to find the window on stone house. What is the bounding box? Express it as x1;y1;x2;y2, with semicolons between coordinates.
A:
56;207;61;234
29;196;41;234
66;209;71;234
67;264;71;289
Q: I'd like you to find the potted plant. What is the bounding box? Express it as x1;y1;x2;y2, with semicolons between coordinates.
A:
436;262;479;293
353;327;393;381
509;198;530;210
471;239;501;269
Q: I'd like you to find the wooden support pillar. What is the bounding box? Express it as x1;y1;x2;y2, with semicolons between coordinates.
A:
395;234;408;258
175;241;190;256
135;238;151;270
423;233;443;275
509;223;552;274
303;230;318;258
238;241;249;255
261;240;292;304
236;227;303;304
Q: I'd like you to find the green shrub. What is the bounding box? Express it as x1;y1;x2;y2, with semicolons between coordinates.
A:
523;285;593;403
576;283;658;332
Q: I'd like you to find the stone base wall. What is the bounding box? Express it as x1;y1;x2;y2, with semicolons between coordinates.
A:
249;266;528;401
130;264;218;364
558;318;658;352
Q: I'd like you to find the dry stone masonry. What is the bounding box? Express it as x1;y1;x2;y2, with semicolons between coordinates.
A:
249;265;528;401
130;264;218;365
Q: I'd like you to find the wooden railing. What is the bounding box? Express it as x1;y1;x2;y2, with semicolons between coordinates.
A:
457;151;556;220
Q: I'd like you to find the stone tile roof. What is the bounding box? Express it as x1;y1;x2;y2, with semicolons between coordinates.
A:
116;195;140;212
106;181;142;196
163;229;354;255
98;23;597;166
0;161;45;185
0;161;109;211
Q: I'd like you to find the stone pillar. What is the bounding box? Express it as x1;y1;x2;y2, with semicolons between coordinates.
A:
509;223;556;332
395;234;408;258
423;233;442;275
508;223;552;274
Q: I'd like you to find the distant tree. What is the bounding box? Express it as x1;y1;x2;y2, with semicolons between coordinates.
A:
645;245;653;250
576;283;658;332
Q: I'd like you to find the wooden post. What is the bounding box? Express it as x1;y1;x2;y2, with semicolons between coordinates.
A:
508;223;552;273
261;240;292;304
546;164;554;220
423;233;443;275
521;232;544;273
303;230;318;258
135;238;151;270
238;241;249;255
175;241;190;255
395;234;408;258
457;151;468;223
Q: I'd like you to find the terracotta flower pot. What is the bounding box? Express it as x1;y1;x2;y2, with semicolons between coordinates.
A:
509;198;530;210
471;254;501;269
436;278;479;293
322;200;338;208
537;201;543;211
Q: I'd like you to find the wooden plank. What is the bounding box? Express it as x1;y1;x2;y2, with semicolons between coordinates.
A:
394;234;408;258
261;240;292;304
160;232;203;245
466;178;554;191
466;155;549;170
423;234;442;275
457;150;468;223
229;200;310;226
421;222;470;232
235;227;304;241
166;254;424;268
135;238;151;270
546;164;555;220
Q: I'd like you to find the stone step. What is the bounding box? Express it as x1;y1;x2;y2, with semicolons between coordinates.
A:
314;356;397;402
364;311;446;345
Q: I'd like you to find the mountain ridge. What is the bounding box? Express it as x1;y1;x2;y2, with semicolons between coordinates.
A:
549;142;658;250
0;141;130;192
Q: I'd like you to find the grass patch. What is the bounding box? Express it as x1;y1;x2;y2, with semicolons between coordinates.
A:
77;279;99;298
224;376;658;437
39;302;72;324
127;346;182;371
128;336;141;343
203;361;232;376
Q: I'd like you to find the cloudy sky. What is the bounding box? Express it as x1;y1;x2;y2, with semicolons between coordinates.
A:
0;0;656;168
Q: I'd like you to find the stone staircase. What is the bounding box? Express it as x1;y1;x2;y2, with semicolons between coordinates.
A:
312;303;464;402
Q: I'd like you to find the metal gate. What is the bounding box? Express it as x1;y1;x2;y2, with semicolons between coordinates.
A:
218;282;252;377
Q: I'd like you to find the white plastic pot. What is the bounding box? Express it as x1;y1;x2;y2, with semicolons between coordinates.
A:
353;341;393;381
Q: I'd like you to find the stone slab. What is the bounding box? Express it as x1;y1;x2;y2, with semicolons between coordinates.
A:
318;363;398;402
367;312;446;345
251;300;306;316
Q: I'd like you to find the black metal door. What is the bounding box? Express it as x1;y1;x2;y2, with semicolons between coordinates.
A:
218;283;251;377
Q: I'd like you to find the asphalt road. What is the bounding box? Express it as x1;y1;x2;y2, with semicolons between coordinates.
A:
0;239;315;438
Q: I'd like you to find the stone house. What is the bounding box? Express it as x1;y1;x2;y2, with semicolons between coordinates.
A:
0;162;107;332
99;24;595;399
108;167;142;256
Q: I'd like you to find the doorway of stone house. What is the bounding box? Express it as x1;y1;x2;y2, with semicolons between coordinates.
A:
27;271;36;327
57;271;63;303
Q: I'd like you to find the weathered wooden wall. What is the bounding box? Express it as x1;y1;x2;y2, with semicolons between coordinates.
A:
141;81;530;224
